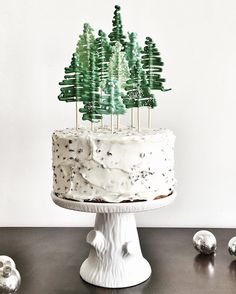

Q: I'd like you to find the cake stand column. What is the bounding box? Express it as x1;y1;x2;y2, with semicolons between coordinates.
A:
80;212;151;288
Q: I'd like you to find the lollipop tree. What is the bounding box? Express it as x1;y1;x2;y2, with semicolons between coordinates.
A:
58;53;83;129
58;5;171;132
79;45;102;127
98;78;127;132
108;5;126;49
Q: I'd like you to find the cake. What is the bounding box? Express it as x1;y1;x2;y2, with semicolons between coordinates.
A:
52;127;176;203
52;5;176;203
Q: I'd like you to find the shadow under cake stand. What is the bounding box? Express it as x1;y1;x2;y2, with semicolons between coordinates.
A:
52;192;176;288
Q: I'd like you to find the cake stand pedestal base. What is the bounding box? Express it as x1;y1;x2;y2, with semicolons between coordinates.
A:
52;192;176;288
80;212;151;288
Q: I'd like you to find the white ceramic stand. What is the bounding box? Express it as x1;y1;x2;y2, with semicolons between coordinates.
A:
52;192;176;288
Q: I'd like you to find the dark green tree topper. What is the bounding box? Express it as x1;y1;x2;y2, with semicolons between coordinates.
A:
79;45;102;122
125;32;141;70
98;78;127;115
76;23;96;72
58;53;83;102
141;37;169;91
108;5;126;50
124;58;156;108
96;30;112;89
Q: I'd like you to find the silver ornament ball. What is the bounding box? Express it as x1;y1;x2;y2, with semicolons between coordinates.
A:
193;230;217;255
0;256;21;294
228;237;236;257
0;256;16;269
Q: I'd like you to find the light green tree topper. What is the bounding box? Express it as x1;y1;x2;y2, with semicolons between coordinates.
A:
76;23;96;72
124;58;156;108
98;78;127;115
79;45;102;122
96;30;112;89
108;42;130;90
125;32;141;70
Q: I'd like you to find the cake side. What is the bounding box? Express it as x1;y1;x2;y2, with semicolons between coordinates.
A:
52;127;176;203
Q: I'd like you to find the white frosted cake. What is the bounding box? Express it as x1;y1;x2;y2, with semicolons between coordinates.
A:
52;127;176;203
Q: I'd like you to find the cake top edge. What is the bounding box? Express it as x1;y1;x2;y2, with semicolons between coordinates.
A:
52;127;175;141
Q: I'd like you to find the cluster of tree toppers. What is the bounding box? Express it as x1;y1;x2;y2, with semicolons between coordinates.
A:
58;5;170;132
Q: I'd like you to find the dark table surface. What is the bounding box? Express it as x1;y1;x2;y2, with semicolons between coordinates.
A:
0;228;236;294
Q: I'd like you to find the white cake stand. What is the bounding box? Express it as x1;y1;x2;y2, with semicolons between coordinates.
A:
51;192;176;288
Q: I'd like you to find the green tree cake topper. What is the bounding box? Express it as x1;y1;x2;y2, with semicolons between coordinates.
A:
58;53;83;129
108;42;130;90
96;30;112;89
125;32;142;70
58;53;83;102
58;5;171;131
124;58;156;130
98;78;126;133
141;37;170;91
79;45;102;124
98;78;126;115
76;23;96;72
108;5;126;50
108;41;130;129
124;59;155;108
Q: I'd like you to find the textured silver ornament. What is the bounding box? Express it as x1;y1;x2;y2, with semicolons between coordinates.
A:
0;256;16;269
0;256;21;293
228;237;236;257
193;230;217;255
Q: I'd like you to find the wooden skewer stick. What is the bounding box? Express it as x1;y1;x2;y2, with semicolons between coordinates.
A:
111;114;114;134
76;101;79;130
100;88;103;129
131;108;134;128
137;107;140;132
117;114;120;129
148;108;151;129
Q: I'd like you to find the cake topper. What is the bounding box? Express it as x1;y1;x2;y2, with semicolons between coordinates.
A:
58;53;83;129
79;44;102;130
96;30;112;127
76;23;96;71
108;5;126;50
125;32;142;127
58;5;170;133
98;78;127;133
108;42;130;129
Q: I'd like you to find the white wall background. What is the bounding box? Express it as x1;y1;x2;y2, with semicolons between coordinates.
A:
1;0;236;227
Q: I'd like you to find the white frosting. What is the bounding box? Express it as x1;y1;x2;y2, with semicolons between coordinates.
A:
52;127;176;202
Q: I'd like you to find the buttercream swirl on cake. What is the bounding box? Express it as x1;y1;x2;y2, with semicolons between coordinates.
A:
52;127;176;203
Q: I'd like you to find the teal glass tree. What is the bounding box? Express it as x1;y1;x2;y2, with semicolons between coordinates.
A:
58;53;83;129
79;45;102;125
108;5;126;50
98;78;126;133
76;23;96;72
